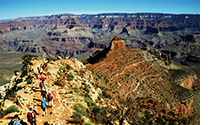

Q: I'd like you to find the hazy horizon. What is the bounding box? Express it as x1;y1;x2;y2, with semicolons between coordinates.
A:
0;0;200;20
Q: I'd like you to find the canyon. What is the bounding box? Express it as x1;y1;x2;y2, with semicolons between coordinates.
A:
0;13;200;124
0;13;199;58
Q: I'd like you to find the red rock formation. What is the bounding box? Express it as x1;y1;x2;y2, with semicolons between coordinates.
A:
85;37;198;124
109;36;125;50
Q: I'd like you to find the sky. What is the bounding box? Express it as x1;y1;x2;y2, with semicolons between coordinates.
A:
0;0;200;20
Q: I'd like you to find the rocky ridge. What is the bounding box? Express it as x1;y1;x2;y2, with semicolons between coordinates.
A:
85;37;200;124
0;58;102;124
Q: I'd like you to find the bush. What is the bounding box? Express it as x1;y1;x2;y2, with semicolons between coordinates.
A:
67;73;74;81
73;87;80;93
4;105;19;115
83;97;95;107
0;107;5;118
73;96;76;102
71;103;88;124
161;109;166;114
57;71;61;75
25;79;32;84
74;103;87;116
21;54;38;77
72;112;84;124
4;89;15;100
66;64;74;70
85;123;93;125
46;56;58;62
148;99;153;104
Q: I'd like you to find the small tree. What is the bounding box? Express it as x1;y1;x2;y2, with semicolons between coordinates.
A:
21;54;38;77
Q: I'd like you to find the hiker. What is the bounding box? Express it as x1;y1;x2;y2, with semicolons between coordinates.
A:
40;76;45;83
47;90;53;106
38;67;42;74
27;107;37;125
41;97;47;116
39;76;46;91
39;80;44;90
8;114;21;125
41;88;47;99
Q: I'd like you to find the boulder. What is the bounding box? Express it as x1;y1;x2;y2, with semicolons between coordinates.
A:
180;73;198;89
16;81;27;89
2;100;14;110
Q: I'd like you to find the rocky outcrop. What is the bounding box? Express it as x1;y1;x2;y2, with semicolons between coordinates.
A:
83;36;126;64
109;36;125;50
0;58;102;125
0;71;22;102
142;47;172;65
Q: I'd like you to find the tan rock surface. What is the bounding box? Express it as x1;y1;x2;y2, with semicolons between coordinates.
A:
0;58;100;125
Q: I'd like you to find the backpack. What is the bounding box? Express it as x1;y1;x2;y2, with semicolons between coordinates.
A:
47;93;53;100
41;89;47;98
40;76;45;81
39;82;44;88
27;112;35;122
8;119;16;125
41;98;46;109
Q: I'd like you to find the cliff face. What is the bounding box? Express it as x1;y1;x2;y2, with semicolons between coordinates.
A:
0;13;200;59
85;37;199;124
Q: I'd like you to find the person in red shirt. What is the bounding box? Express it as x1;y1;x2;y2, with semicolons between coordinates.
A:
27;107;37;125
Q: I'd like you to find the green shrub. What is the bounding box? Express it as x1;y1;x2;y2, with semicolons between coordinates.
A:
91;106;102;114
89;106;112;124
85;123;93;125
46;57;58;62
72;112;84;124
4;105;19;115
83;87;90;93
25;79;32;84
73;96;76;102
66;64;74;70
21;54;38;77
74;103;87;116
73;87;80;93
4;89;15;100
67;73;74;81
148;99;153;104
57;71;61;75
83;97;95;106
0;107;5;118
